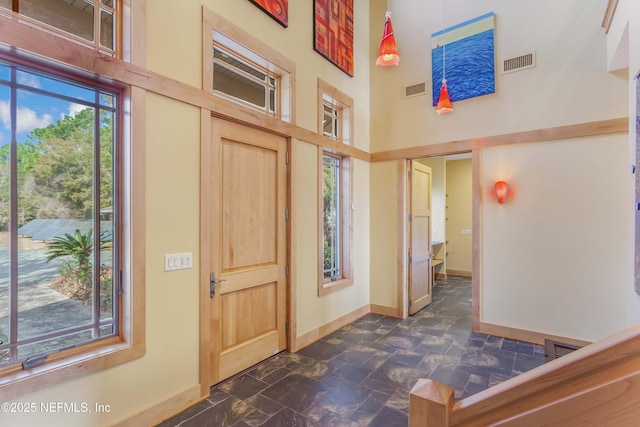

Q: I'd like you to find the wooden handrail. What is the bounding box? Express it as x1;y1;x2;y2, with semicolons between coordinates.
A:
602;0;619;34
410;324;640;427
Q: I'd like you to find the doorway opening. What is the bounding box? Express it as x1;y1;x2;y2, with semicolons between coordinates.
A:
408;153;473;317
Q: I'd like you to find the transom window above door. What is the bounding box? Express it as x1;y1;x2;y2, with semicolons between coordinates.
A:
213;45;279;118
203;8;295;123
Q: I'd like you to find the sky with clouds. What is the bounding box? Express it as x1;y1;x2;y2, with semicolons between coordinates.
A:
0;64;91;146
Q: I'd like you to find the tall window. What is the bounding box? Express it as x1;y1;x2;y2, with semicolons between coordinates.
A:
0;59;119;371
323;153;341;280
317;80;353;295
0;0;119;56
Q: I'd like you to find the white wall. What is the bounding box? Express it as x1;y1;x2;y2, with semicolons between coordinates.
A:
368;0;633;340
481;134;629;341
605;0;640;327
618;0;640;326
628;0;640;327
370;0;628;152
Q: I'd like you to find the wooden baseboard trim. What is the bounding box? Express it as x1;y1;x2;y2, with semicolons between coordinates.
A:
434;273;448;281
112;384;204;427
478;321;593;347
292;304;369;352
370;304;401;318
446;269;472;278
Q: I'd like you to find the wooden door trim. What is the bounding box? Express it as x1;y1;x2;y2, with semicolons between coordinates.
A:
199;109;213;398
199;113;291;394
408;161;433;315
397;160;408;318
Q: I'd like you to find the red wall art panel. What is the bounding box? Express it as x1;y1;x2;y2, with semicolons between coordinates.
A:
250;0;288;27
314;0;354;76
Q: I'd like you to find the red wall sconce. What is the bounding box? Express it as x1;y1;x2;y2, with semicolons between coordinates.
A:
495;181;509;204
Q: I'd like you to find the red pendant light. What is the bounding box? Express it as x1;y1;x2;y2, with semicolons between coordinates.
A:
436;0;453;114
436;79;453;114
376;10;399;66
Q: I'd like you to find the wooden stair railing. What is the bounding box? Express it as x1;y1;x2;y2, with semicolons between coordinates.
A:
410;324;640;427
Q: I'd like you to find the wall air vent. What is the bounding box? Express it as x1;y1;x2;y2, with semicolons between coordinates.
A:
404;82;427;98
502;52;536;74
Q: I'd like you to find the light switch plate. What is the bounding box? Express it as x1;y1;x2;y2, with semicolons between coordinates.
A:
165;252;193;271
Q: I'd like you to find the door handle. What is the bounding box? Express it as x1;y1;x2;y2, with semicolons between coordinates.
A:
210;272;226;298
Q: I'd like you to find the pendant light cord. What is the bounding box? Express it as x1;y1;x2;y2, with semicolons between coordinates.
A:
442;0;447;81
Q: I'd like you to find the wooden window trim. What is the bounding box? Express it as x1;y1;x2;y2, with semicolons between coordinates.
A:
317;148;353;296
0;0;123;58
316;80;354;296
202;7;296;124
317;79;354;146
0;0;145;401
0;80;145;402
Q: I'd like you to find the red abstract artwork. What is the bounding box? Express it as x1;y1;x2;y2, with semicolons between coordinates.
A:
314;0;354;77
250;0;288;27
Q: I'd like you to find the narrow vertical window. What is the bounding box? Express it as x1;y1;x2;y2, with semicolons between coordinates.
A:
317;79;353;295
323;153;341;281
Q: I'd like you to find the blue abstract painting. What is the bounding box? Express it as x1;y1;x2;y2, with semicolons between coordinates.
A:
431;12;495;106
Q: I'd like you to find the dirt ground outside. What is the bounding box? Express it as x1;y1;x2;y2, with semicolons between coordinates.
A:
0;231;50;250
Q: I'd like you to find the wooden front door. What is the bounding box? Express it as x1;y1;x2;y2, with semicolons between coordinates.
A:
408;160;433;315
208;118;287;384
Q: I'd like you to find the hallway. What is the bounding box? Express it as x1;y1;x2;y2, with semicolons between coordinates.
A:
159;277;545;426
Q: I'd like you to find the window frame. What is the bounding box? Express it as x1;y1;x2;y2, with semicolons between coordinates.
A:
203;8;295;124
212;43;280;118
316;79;354;296
317;79;353;146
322;103;341;141
0;46;143;401
318;149;352;295
0;0;122;58
0;61;121;371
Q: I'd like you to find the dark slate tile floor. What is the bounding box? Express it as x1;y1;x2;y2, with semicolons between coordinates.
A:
158;276;546;427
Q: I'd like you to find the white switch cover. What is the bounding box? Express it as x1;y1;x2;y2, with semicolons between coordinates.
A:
461;229;472;235
165;252;193;271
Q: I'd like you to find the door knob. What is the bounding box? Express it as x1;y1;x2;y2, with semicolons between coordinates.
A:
210;272;226;298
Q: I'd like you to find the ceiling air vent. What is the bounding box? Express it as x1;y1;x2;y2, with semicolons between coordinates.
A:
502;52;536;74
404;82;427;98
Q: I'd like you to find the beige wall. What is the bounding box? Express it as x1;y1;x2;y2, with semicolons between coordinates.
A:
1;0;372;425
2;1;639;425
445;159;472;275
292;141;371;336
370;161;401;310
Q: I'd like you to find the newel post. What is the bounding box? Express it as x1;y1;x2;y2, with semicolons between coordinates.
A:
409;379;455;427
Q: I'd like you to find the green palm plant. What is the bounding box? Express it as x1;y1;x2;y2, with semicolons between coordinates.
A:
45;228;111;288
